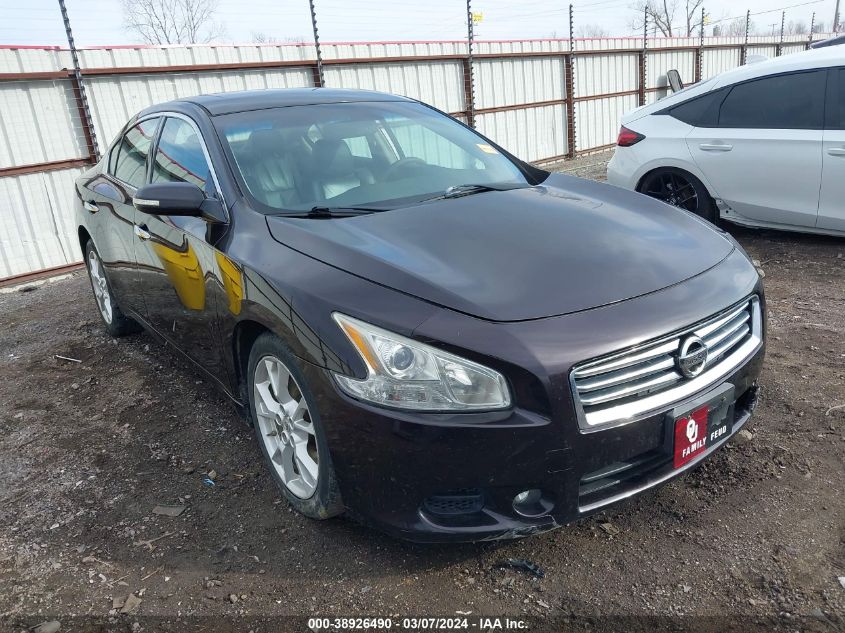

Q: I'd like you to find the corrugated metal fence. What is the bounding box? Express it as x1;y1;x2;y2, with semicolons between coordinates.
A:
0;34;822;280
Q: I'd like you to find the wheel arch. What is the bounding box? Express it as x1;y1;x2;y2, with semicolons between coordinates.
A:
231;318;274;402
78;225;93;256
634;162;717;200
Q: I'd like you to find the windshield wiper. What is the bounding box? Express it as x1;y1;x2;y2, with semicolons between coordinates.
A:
426;182;530;202
280;206;387;218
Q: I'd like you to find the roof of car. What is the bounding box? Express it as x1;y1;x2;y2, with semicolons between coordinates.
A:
710;45;844;87
145;88;412;116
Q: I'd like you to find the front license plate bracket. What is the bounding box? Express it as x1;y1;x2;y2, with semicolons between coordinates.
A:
667;382;735;468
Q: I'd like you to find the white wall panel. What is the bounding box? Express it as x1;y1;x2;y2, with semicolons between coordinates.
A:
575;94;637;150
0;167;85;278
575;52;638;97
324;61;463;113
475;57;564;109
0;80;89;168
475;105;566;162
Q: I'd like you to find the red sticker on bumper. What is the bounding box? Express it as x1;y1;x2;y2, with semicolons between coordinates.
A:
674;405;709;468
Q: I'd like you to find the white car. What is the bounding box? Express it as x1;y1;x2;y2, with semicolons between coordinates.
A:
607;47;844;236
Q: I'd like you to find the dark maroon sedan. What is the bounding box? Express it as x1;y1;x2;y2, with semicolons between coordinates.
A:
75;88;765;542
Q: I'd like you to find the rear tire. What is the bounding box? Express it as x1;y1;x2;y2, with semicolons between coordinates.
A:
639;168;717;224
84;240;140;337
247;332;344;520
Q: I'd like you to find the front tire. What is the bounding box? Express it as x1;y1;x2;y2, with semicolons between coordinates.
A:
84;240;140;337
247;332;344;520
639;168;717;224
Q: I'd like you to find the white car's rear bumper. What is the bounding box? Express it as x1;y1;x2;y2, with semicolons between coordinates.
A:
606;147;641;190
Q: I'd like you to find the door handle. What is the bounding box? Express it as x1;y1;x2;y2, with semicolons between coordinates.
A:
827;147;845;157
83;200;99;213
699;143;733;152
134;224;151;240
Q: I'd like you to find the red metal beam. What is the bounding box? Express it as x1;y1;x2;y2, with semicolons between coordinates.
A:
0;158;93;178
0;262;84;287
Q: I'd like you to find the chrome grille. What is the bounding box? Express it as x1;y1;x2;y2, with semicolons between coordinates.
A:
571;297;762;431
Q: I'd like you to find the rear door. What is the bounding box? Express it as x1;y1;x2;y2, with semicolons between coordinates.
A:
818;68;845;232
132;114;229;378
686;70;825;228
92;117;161;315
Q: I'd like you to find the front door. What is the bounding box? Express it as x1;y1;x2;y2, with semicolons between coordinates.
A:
132;115;229;381
686;70;826;229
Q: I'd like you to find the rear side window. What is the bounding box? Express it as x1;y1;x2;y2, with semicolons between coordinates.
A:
837;68;845;129
112;118;159;187
669;89;726;126
717;71;825;130
151;117;213;193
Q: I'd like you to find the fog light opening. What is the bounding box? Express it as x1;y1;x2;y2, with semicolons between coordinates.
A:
512;488;554;518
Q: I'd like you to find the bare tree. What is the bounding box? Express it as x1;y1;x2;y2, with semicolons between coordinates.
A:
785;20;808;35
122;0;225;45
252;32;309;44
630;0;703;37
720;16;754;37
577;24;610;38
812;20;827;33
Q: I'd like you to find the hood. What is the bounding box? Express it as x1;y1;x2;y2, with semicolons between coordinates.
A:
266;173;734;322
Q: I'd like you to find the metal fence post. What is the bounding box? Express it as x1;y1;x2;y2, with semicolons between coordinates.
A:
808;12;816;48
695;6;704;83
741;10;750;65
308;0;324;87
777;11;785;56
57;0;98;162
638;6;647;107
464;0;476;128
565;3;576;158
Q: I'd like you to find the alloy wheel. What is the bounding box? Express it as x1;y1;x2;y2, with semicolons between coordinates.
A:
644;172;699;212
253;355;320;499
87;249;113;324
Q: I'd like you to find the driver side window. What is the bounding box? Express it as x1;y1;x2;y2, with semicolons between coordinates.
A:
151;117;215;195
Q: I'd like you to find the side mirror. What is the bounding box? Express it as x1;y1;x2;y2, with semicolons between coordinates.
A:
133;182;226;223
667;69;684;93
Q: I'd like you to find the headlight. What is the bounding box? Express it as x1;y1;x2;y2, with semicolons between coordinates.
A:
332;313;511;411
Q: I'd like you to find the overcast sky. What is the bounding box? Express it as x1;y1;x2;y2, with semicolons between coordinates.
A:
0;0;837;47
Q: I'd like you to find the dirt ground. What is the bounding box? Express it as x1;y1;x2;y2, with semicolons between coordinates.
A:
1;154;843;633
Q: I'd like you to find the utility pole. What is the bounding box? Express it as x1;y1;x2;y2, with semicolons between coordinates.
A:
57;0;99;161
308;0;324;87
834;0;841;33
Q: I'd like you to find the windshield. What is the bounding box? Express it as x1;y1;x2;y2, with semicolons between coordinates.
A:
214;101;530;213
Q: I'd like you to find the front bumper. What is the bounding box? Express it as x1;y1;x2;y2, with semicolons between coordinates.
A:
306;349;762;543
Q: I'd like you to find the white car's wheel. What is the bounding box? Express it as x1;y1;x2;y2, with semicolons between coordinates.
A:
639;168;716;224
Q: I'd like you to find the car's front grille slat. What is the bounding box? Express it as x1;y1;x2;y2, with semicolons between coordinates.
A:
575;356;676;393
578;369;682;407
572;340;677;379
571;297;761;431
700;310;749;349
